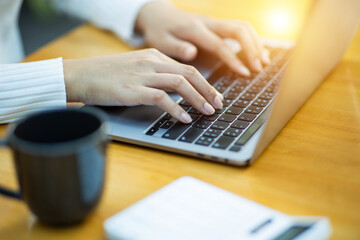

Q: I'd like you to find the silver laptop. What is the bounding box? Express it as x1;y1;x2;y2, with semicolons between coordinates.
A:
96;0;359;166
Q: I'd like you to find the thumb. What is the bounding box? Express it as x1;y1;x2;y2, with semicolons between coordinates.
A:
156;34;198;61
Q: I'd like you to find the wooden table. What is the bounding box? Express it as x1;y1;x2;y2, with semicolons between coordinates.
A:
1;1;359;239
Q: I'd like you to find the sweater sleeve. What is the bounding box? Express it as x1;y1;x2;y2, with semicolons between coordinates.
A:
52;0;158;47
0;58;66;124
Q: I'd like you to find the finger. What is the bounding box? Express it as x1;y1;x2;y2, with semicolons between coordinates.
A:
138;87;192;124
209;20;263;72
243;22;270;65
145;73;216;115
143;48;178;64
153;62;224;109
177;20;251;77
152;34;198;62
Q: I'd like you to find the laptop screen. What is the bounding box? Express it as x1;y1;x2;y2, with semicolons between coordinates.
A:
253;0;360;161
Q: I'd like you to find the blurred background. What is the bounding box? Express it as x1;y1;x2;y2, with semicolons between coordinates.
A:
20;0;312;55
19;0;82;55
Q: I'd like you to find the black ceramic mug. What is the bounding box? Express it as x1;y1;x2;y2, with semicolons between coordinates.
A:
0;107;108;226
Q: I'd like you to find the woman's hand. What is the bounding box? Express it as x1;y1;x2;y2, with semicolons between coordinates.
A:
63;49;223;123
136;1;270;77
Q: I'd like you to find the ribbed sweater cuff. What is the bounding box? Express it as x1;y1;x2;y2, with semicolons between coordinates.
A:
0;58;66;124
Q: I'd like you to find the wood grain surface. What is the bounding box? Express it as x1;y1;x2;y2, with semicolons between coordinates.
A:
0;1;359;239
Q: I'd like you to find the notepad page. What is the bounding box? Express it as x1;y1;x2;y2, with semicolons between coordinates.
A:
104;177;295;240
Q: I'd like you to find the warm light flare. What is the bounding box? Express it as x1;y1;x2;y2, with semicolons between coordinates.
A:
267;10;293;34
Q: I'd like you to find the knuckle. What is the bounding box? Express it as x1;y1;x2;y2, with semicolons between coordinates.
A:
214;42;226;53
153;90;166;103
184;65;198;76
205;87;215;97
148;48;160;55
172;75;186;89
190;19;203;27
243;21;252;28
136;58;151;65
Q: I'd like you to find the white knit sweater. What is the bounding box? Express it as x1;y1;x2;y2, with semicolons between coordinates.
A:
0;0;154;123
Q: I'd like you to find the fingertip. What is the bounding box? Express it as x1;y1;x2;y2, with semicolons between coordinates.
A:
183;45;197;61
216;91;224;100
204;102;215;115
180;112;192;123
214;95;223;108
253;59;263;72
236;65;251;77
261;50;271;65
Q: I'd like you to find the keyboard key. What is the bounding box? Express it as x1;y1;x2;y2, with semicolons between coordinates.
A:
162;122;191;140
189;114;200;122
232;100;250;108
215;108;226;114
253;79;268;87
237;77;251;86
163;114;172;120
179;100;191;107
240;92;257;101
200;114;219;121
215;85;227;93
195;136;214;146
253;98;269;107
247;86;263;94
211;121;229;130
218;77;232;87
245;106;263;114
229;145;242;152
224;128;242;137
236;111;267;145
160;120;174;129
223;99;233;107
146;127;158;136
266;84;278;93
203;129;222;138
212;136;234;149
259;92;275;100
188;108;201;115
193;119;212;129
154;118;167;128
238;113;257;122
230;83;246;93
179;127;204;143
231;120;249;129
224;92;239;100
226;106;243;115
182;106;190;111
218;114;236;123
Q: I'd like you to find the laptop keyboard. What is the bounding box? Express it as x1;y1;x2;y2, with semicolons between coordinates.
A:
145;47;292;152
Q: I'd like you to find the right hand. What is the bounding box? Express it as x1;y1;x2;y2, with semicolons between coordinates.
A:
63;48;223;124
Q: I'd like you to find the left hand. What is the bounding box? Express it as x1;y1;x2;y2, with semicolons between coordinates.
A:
136;1;270;77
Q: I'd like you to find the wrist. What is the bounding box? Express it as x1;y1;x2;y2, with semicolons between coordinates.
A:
135;1;174;33
63;59;80;102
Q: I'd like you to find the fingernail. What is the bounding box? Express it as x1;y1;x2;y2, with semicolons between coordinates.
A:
254;59;262;72
216;91;224;100
181;112;192;123
237;65;250;76
204;102;215;115
214;96;223;108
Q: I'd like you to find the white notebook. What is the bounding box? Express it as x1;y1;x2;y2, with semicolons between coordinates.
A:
104;177;331;240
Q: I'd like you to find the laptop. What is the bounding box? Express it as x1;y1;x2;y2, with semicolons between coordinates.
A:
96;0;359;166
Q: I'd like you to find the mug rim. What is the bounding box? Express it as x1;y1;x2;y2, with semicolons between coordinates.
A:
7;107;108;156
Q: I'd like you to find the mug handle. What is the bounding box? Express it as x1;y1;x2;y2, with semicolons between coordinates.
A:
0;138;21;200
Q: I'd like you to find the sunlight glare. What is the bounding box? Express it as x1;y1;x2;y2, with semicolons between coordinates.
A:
268;9;292;34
